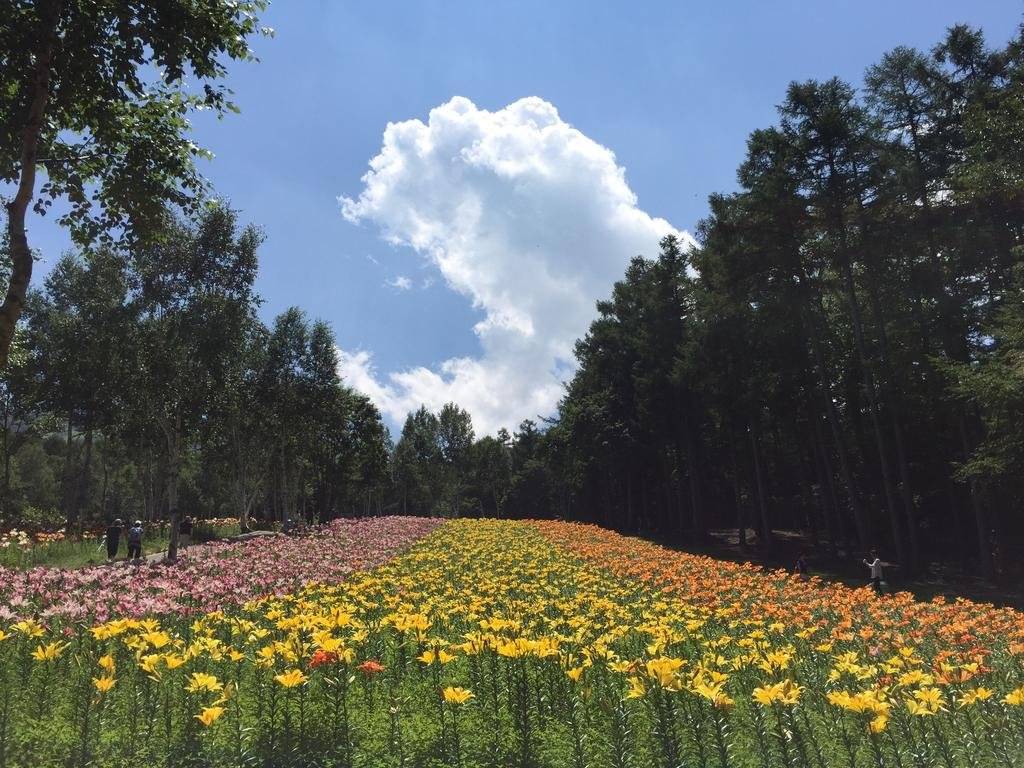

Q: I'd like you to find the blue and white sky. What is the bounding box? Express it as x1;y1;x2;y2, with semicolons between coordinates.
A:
26;1;1022;435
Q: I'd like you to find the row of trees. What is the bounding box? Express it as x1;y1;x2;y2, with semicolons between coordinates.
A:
0;205;390;556
541;25;1024;580
390;406;559;520
392;25;1023;583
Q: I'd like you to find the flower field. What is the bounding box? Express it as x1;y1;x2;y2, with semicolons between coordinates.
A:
0;519;1022;768
0;517;441;623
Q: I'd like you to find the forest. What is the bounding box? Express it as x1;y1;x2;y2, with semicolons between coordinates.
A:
0;206;390;536
2;23;1022;585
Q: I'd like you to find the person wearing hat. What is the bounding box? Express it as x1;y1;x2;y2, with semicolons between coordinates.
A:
105;519;123;562
127;520;145;562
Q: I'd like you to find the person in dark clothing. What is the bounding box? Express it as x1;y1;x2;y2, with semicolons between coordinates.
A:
795;553;809;580
105;519;123;562
127;520;144;562
179;516;194;549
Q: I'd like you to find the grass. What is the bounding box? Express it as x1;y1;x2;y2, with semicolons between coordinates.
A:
0;521;242;569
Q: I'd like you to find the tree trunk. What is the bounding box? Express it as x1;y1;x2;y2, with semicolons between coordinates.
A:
864;273;921;571
640;475;650;533
2;414;11;514
660;453;675;536
730;429;748;552
165;413;183;562
809;410;840;558
836;250;907;568
141;450;156;523
680;423;704;538
0;0;63;370
824;171;907;565
100;452;109;520
944;479;969;573
803;298;870;549
794;432;818;545
624;471;634;533
231;422;252;530
62;417;77;529
749;421;773;548
237;477;249;531
959;412;994;579
75;422;94;533
280;447;293;525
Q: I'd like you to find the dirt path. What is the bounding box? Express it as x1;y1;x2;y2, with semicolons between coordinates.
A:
140;530;280;563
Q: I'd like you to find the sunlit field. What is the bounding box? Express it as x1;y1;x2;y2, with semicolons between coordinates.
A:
0;518;1021;768
0;519;242;570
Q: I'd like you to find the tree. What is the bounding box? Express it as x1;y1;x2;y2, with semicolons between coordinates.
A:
469;435;510;517
28;248;134;528
437;402;474;516
0;324;48;516
504;419;557;520
261;308;312;525
392;407;443;516
0;0;269;369
202;315;269;530
305;320;349;522
340;393;391;517
943;268;1024;493
132;203;260;560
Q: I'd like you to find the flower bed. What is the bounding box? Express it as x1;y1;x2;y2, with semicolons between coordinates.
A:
0;518;1021;767
0;516;441;623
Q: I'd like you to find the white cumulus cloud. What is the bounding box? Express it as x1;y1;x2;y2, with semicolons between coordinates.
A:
339;96;693;435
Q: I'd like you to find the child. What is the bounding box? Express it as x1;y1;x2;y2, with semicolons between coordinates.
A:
179;516;193;549
863;549;884;593
127;520;144;562
105;519;123;562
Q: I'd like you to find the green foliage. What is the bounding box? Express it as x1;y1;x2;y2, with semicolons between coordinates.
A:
0;0;270;246
942;266;1024;484
0;202;392;536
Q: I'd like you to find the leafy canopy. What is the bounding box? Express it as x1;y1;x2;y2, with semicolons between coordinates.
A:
0;0;271;245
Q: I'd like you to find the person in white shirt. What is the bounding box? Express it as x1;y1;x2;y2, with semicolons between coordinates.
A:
863;549;884;593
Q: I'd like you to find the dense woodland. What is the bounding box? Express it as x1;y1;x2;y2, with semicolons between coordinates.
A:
2;23;1022;584
0;206;390;534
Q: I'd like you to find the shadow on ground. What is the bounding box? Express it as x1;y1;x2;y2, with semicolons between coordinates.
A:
644;527;1024;611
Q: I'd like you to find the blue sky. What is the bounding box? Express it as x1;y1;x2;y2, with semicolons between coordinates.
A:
25;1;1023;434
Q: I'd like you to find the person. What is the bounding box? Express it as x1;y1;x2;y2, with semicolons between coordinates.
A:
794;553;809;580
179;516;193;550
104;519;123;562
127;520;144;562
863;549;884;593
